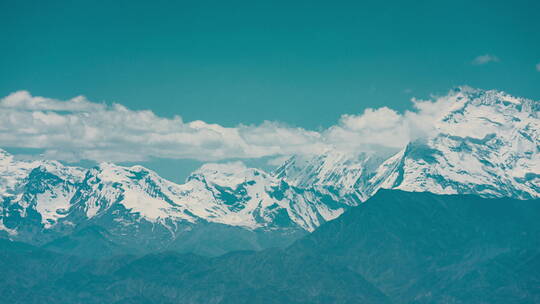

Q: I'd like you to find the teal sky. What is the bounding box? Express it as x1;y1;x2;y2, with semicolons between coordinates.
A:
1;0;540;181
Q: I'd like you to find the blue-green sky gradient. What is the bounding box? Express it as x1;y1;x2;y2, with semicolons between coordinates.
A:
1;0;539;181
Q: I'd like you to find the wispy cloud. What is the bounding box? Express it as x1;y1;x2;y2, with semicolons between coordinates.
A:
403;88;413;94
472;54;499;65
0;87;512;163
536;63;540;71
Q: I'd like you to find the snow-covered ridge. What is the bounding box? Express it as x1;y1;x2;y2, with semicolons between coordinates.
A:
0;150;352;239
0;151;85;196
385;88;539;198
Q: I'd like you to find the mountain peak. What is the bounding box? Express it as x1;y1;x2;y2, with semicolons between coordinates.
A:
271;87;539;201
93;162;158;184
441;87;538;118
189;161;268;188
373;88;540;199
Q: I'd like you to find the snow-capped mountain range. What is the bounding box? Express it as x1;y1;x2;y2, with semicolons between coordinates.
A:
0;149;353;252
278;87;539;200
0;87;538;253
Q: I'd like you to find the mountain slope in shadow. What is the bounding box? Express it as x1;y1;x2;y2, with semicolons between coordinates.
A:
291;190;540;303
1;190;539;303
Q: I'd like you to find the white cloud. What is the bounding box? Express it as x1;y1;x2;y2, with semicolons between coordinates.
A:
0;91;325;162
1;90;103;112
472;54;499;65
0;87;491;163
536;63;540;72
324;107;409;153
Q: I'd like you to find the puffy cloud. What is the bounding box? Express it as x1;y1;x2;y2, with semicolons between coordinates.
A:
0;87;486;163
472;54;499;65
324;107;409;153
1;90;103;112
0;91;325;162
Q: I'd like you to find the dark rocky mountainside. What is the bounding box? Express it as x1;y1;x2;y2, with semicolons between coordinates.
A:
1;190;538;304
